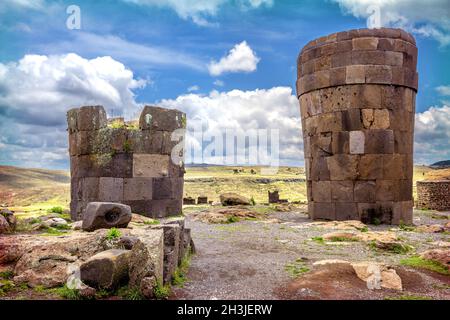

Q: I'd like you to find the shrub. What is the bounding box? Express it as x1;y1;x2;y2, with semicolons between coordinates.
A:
48;206;63;214
106;227;121;240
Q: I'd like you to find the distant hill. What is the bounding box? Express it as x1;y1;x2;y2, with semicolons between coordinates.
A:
430;160;450;168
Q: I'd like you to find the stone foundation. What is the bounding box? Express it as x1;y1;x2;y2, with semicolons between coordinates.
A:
67;105;186;220
297;28;418;224
416;180;450;211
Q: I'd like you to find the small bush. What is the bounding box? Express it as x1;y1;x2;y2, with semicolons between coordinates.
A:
0;280;15;296
106;228;121;240
48;206;64;214
250;197;256;205
0;271;14;280
153;282;171;300
172;253;192;287
226;216;240;224
285;258;310;278
116;286;144;300
311;236;325;244
50;285;81;300
143;219;160;225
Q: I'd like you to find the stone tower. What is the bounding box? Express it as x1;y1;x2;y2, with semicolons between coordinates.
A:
67;105;186;221
296;28;418;224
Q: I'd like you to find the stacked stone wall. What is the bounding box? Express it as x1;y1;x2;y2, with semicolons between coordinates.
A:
296;28;418;224
67;105;186;221
417;181;450;211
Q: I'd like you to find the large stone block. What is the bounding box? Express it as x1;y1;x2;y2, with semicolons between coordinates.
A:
352;37;379;50
335;203;359;221
375;180;399;201
331;131;349;154
359;154;383;180
133;154;170;178
331;180;354;202
364;129;394;154
354;180;376;202
346;65;365;83
312;181;331;202
76;106;107;131
123;177;153;201
382;154;406;179
310;202;335;220
139;106;185;132
98;177;123;202
82;202;132;232
349;130;365;154
327;154;359;180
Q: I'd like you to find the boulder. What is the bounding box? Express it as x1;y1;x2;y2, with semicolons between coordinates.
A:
0;208;16;231
351;262;402;290
220;193;251;206
71;221;83;230
0;215;10;234
140;276;157;299
80;249;131;290
119;236;139;250
420;249;450;267
128;228;164;289
416;224;445;233
82;202;132;232
42;218;68;228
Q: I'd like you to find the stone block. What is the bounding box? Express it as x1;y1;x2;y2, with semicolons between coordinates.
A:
365;65;392;84
310;202;335;220
346;65;365;83
335;203;359;221
352;37;379;50
315;55;331;71
315;70;330;88
98;177;123;202
394;131;412;154
349;131;365;154
342;109;362;131
382;86;404;110
312;181;331;202
327;154;359;180
139;106;185;132
377;38;395;51
354;181;376;202
329;67;347;87
77;106;107;131
359;154;383;180
310;155;330;181
385;51;403;66
376;180;399;201
123;178;153;201
79;177;99;201
382;154;406;179
331;131;349;154
361;85;382;109
332;52;352;68
82;202;132;232
364;129;394;154
317;112;342;132
133;154;170;178
398;179;413;201
67;108;78;133
80;249;130;290
331;181;353;202
150;199;183;218
311;132;332;157
351;50;385;65
152;177;174;200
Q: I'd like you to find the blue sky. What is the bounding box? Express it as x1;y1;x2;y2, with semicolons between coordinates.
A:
0;0;449;168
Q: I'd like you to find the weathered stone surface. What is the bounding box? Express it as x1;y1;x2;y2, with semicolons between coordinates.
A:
417;180;450;211
82;202;132;232
349;131;365;154
0;215;10;234
331;181;353;202
128;228;164;287
220;193;251;206
139;105;185;132
312;181;331;202
133;154;170;178
327;155;359;180
80;249;130;290
123;177;153;201
335;203;359;221
352;262;402;290
354;181;376;202
420;248;449;267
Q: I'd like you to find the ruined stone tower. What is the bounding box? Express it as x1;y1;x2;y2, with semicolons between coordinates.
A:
296;28;418;224
67;105;186;221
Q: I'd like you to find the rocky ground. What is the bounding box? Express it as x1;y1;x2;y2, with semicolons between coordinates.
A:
171;205;450;300
1;204;449;300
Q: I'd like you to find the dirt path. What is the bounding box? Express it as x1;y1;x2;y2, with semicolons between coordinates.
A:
172;210;450;300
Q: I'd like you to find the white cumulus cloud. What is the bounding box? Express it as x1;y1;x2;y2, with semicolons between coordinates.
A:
0;53;146;168
122;0;273;26
332;0;450;46
208;41;260;76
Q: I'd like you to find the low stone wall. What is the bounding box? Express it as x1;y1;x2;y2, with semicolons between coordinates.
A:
416;180;450;211
67;105;186;220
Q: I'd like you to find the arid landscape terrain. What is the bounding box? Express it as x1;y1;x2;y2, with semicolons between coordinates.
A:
0;165;449;300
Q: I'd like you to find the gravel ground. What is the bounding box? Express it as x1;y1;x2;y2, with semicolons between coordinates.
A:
171;208;450;300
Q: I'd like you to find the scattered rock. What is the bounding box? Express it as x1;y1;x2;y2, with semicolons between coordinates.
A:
430;241;450;248
131;214;156;224
79;286;97;299
356;231;398;243
140;276;157;299
119;236;139;250
351;262;402;291
80;249;131;290
274;204;295;212
313;259;351;266
220;193;251;206
431;213;449;220
71;221;82;230
191;207;260;223
0;215;10;234
445;221;450;231
416;224;445;233
82;202;132;232
323;232;359;241
309;220;368;231
420;249;450;266
0;208;16;231
42;218;68;228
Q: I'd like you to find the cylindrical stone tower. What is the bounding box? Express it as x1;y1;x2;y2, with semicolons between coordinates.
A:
67;105;186;221
296;28;418;225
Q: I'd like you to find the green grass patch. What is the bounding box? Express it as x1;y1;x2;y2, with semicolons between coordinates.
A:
369;241;412;254
399;221;415;232
105;227;121;240
48;206;64;214
116;286;144;300
40;227;68;236
328;236;358;242
384;295;433;300
285;258;310;278
50;284;81;300
0;271;14;280
143;219;160;225
153;281;171;300
400;256;449;276
0;280;15;296
225;216;240;224
311;236;325;244
172;253;192;287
